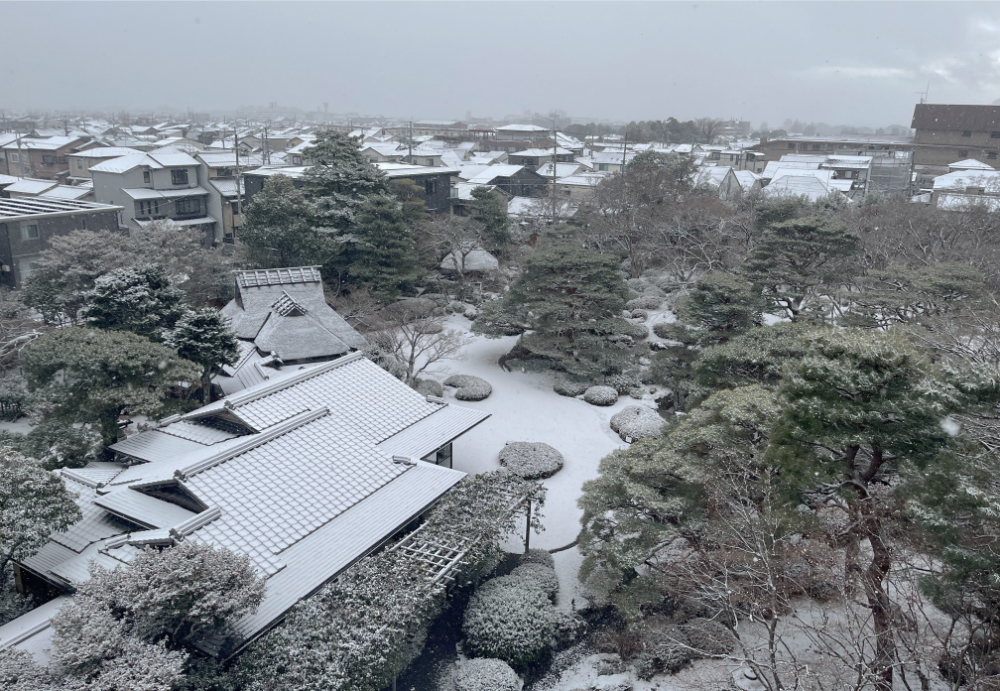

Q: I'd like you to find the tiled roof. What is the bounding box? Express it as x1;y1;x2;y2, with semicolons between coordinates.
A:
236;267;322;288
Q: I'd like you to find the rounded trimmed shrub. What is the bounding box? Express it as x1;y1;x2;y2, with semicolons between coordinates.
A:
510;563;559;601
499;442;564;479
455;658;521;691
519;548;555;569
679;618;735;656
627;296;662;310
634;625;694;679
610;406;664;442
628;323;649;341
630;308;649;320
463;578;555;669
414;378;443;398
416;321;444;334
584;386;618;406
445;374;493;401
553;379;589;397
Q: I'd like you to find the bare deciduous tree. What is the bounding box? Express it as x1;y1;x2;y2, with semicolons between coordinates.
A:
370;305;470;386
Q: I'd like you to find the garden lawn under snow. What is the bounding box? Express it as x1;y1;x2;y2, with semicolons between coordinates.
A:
423;315;654;611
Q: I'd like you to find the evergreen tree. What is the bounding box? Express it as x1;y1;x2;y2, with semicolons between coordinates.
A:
240;174;325;268
767;328;999;691
348;197;423;302
473;244;633;378
740;216;861;321
20;328;200;445
82;264;187;338
164;309;241;403
470;186;512;255
0;448;82;593
302;129;391;232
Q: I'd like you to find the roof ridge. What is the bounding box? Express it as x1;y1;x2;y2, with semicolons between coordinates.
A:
214;351;364;410
175;408;330;481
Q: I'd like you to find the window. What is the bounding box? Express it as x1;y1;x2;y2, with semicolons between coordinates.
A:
19;258;42;282
176;198;201;215
812;144;821;150
787;143;796;149
424;179;437;196
171;168;189;185
598;163;609;171
41;155;55;165
138;200;160;217
20;223;39;240
962;130;973;138
990;152;998;160
10;153;19;163
143;170;151;183
993;131;1000;139
75;159;83;169
425;158;434;166
959;150;968;158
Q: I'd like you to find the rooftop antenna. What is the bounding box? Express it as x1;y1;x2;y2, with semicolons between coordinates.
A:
916;81;930;105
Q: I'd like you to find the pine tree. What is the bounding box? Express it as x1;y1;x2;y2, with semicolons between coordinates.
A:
348;197;423;302
470;187;511;256
0;448;81;593
164;309;241;403
240;174;325;269
302;129;391;232
740;216;861;321
20;328;201;445
82;264;187;338
473;243;633;378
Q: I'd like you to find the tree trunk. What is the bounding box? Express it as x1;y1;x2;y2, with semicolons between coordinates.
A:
864;517;895;691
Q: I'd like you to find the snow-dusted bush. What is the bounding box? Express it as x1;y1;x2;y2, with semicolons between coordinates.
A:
0;374;28;421
414;378;443;398
445;374;493;401
454;658;520;691
20;420;104;470
610;406;664;442
510;564;559;601
550;609;586;649
627;387;646;400
415;321;444;335
630;308;649;320
584;386;618;406
651;322;676;339
633;624;694;679
679;618;734;655
499;442;564;479
553;379;589;397
463;577;555;669
626;296;661;310
604;374;642;395
518;548;554;569
628;323;649;341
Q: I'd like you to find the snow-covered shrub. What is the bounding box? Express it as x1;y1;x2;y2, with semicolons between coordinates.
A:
510;564;559;601
627;387;646;400
499;442;564;479
444;374;493;401
604;374;642;395
679;618;734;656
584;386;618;406
651;322;675;339
464;308;479;320
363;343;407;381
416;321;444;335
0;567;32;628
610;406;664;442
463;578;555;669
519;548;554;569
553;379;589;397
20;420;104;470
626;296;661;310
414;378;443;398
628;323;649;341
630;309;649;320
550;609;586;649
0;374;28;421
454;658;520;691
633;624;694;679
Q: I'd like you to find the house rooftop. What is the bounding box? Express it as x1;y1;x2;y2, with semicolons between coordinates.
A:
0;197;122;221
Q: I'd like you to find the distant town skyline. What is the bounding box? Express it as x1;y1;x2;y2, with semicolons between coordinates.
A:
2;2;1000;128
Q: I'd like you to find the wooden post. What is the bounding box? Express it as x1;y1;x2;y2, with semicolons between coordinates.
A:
524;501;531;552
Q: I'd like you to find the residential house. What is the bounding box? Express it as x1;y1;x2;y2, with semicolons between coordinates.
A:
2;345;489;660
554;172;607;202
507;148;575;168
0;197;122;288
360;143;405;163
91;152;215;243
507;196;578;226
463;164;548;198
2;136;95;180
66;147;143;180
930;167;1000;210
536;162;585;179
591;151;637;174
911;103;1000;169
215;267;369;394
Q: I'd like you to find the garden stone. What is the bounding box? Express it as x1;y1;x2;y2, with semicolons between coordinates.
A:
499;441;564;479
444;374;492;401
584;386;618;406
610;405;664;442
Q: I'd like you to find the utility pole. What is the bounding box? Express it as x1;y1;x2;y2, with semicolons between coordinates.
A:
408;120;413;162
551;118;558;225
234;129;243;218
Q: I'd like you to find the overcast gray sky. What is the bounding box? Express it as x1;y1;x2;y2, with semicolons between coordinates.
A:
3;2;1000;127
